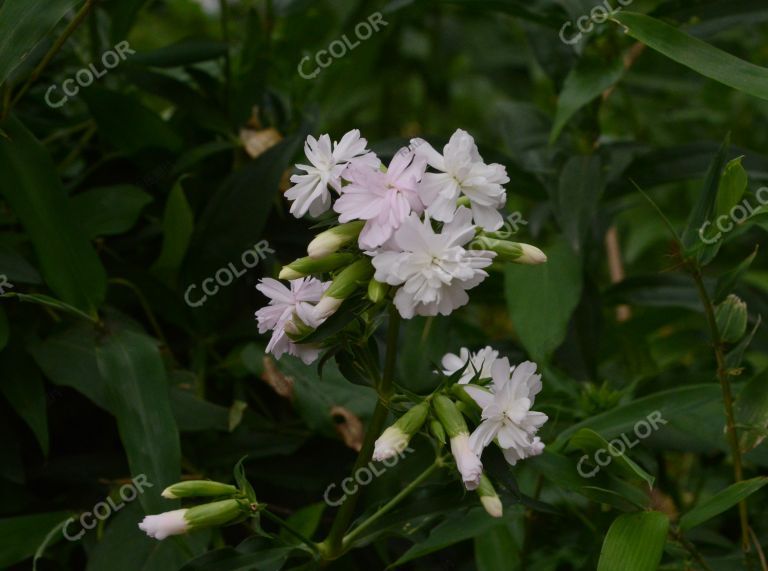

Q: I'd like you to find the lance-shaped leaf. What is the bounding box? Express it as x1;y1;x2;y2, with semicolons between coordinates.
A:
679;477;768;531
0;116;106;315
613;12;768;101
597;511;669;571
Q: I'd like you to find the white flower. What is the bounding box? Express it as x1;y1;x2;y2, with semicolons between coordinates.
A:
450;433;483;490
285;130;379;218
138;509;188;540
255;277;330;364
413;129;508;230
373;426;409;461
334;148;427;249
465;359;547;465
441;346;504;384
371;207;495;319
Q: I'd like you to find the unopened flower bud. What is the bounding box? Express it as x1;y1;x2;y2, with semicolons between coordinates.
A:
138;499;247;541
477;474;502;518
450;433;483;491
433;396;482;490
471;237;546;265
430;419;446;445
314;259;374;322
278;253;355;280
373;402;429;461
161;481;239;500
184;499;246;530
432;395;469;438
367;279;389;303
307;221;365;259
716;295;748;343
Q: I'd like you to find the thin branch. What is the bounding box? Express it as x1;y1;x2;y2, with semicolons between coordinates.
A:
690;268;750;552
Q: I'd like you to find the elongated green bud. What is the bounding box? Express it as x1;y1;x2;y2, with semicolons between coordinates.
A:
367;278;389;303
162;481;239;499
432;395;469;438
716;294;748;343
307;221;365;259
325;258;374;299
373;402;429;461
184;499;247;529
278;253;355;280
138;499;249;540
430;419;446;445
314;259;374;321
477;474;502;518
470;237;546;265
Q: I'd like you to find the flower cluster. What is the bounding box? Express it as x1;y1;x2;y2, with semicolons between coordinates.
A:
256;129;547;364
374;346;548;517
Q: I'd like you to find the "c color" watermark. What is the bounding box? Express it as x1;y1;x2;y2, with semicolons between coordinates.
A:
576;411;667;478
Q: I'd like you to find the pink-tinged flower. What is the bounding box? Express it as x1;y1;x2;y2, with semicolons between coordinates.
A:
255;277;329;364
413;129;508;230
286;130;379;218
334;149;427;249
370;207;495;318
465;359;547;465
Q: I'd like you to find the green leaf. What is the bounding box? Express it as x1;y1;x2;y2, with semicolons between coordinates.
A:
613;12;768;101
0;0;80;85
2;292;97;322
393;507;512;566
0;115;106;315
70;185;153;238
280;503;325;544
566;428;655;489
550;55;624;143
529;450;649;511
29;322;108;410
597;511;669;571
183;133;304;298
95;327;181;513
178;543;293;571
475;522;521;571
105;0;152;43
715;157;748;220
274;356;376;439
551;155;606;252
85;502;200;571
679;477;768;531
131;38;229;68
152;181;194;283
504;239;583;362
0;511;71;568
714;246;757;303
553;384;721;449
681;135;729;250
0;347;49;455
82;87;184;155
735;369;768;453
0;245;42;284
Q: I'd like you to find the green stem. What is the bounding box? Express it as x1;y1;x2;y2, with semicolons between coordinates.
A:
321;306;401;558
6;0;97;115
341;457;443;551
691;268;749;552
261;509;319;555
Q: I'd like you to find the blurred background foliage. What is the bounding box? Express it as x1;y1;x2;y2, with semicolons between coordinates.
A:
1;0;768;569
